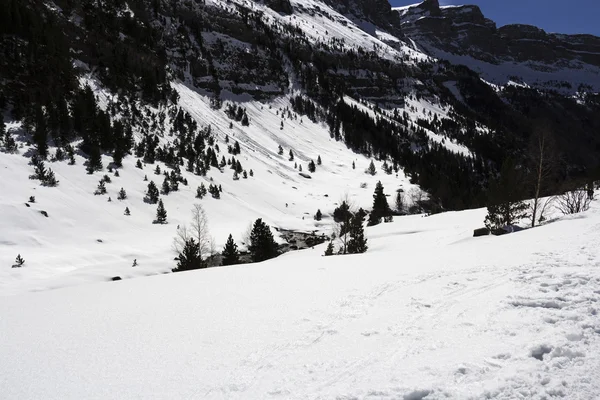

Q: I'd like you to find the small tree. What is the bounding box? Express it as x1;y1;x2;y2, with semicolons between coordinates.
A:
221;234;240;266
249;218;279;262
154;199;167;224
317;155;322;165
173;205;214;263
196;183;207;199
314;209;322;221
289;149;294;161
368;181;391;226
366;160;376;175
529;125;557;227
395;191;405;214
308;160;316;173
484;158;529;230
172;238;204;272
136;159;143;169
555;186;592;215
117;188;127;200
347;213;368;254
161;177;170;195
124;207;131;216
145;181;160;204
324;242;334;256
95;180;107;195
278;145;283;155
352;161;355;170
13;254;25;268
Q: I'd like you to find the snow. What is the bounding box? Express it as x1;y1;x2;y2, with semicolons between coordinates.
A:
0;82;415;295
1;200;600;399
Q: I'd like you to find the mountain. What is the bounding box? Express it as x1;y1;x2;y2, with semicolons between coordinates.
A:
0;0;600;288
396;0;600;93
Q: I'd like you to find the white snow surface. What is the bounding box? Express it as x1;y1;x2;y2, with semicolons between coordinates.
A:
1;199;600;399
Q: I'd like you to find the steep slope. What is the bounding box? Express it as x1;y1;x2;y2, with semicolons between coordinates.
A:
2;201;600;398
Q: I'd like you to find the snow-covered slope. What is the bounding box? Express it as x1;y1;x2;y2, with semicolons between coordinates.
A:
0;83;423;295
1;200;600;399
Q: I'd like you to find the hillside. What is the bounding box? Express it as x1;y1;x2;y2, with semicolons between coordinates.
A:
2;201;600;399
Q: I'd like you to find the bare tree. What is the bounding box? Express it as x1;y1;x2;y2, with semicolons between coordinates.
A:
173;204;214;261
529;124;557;227
555;187;591;215
408;188;426;214
332;192;355;254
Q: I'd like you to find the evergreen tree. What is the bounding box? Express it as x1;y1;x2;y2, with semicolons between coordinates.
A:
317;155;322;165
124;207;131;216
154;199;167;224
33;105;48;159
196;183;207;199
484;158;529;230
289;149;294;161
314;209;322;221
249;169;254;177
161;177;170;195
243;170;248;179
308;160;316;173
136;159;143;169
172;238;204;272
221;234;240;266
86;146;103;174
278;144;283;155
145;181;159;203
95;180;107;195
249;218;279;262
13;254;25;268
324;242;334;256
347;213;368;254
117;188;127;200
233;141;241;155
352;161;356;170
155;165;161;175
366;160;376;175
233;171;239;180
43;168;59;187
368;181;391;226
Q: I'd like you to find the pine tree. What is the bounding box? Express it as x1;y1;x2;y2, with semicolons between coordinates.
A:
145;181;160;204
154;165;161;175
173;238;204;272
43;169;59;187
308;160;316;173
366;160;376;175
249;218;279;262
243;170;248;179
124;207;131;216
368;181;391;226
13;254;25;268
161;177;170;195
221;234;240;266
347;213;368;254
95;180;107;195
317;155;322;165
289;149;294;161
324;242;334;256
144;175;148;181
314;209;322;221
484;158;529;231
196;183;207;199
278;145;283;155
118;188;127;200
136;159;143;169
249;169;254;177
154;199;167;224
352;161;356;170
233;171;239;180
86;146;103;174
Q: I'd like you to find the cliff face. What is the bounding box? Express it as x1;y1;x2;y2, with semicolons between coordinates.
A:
397;1;600;91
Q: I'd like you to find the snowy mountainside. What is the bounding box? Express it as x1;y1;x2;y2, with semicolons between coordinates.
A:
1;198;600;398
396;0;600;93
0;81;423;295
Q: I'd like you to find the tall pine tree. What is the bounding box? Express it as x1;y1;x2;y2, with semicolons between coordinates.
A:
221;234;240;266
249;218;279;262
